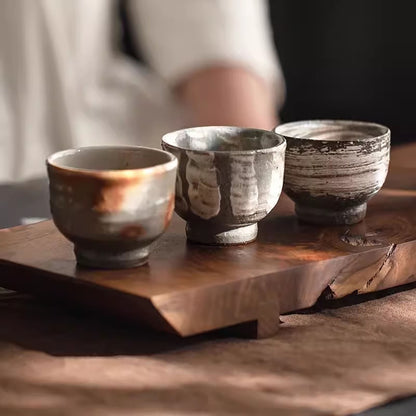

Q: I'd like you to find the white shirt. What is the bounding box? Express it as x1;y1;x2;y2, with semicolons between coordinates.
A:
0;0;284;182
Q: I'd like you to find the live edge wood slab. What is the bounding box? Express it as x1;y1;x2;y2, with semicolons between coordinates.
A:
1;153;415;339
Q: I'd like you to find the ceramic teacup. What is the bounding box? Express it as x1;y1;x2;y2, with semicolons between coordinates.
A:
47;146;177;268
274;120;390;225
162;126;286;245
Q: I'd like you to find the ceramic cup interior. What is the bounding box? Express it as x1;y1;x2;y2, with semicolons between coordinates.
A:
162;126;286;245
274;120;390;225
162;126;284;153
47;146;175;172
274;120;389;142
47;146;177;269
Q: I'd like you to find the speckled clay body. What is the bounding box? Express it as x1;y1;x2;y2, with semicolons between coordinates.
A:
47;146;177;268
274;120;391;225
162;126;286;245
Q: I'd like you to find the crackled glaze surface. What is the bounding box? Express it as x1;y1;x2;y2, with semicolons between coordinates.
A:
274;120;390;225
162;126;286;244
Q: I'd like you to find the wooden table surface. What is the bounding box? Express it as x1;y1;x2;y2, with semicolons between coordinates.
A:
0;141;415;416
1;143;416;340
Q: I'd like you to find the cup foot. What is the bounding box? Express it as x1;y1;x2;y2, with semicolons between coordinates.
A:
186;223;258;245
295;202;367;225
74;245;150;269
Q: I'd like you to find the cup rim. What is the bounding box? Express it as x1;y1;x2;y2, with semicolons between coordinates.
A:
273;119;390;143
46;145;177;177
162;126;286;155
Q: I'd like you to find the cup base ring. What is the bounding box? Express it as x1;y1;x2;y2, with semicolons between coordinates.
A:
295;202;367;225
74;245;150;269
186;223;258;245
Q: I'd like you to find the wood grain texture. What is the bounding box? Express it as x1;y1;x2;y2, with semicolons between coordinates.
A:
0;144;415;338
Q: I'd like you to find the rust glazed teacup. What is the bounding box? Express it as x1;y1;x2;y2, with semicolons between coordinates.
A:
47;146;177;268
274;120;390;225
162;126;286;245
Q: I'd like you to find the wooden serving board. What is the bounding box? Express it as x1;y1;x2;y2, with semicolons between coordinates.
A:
1;165;416;339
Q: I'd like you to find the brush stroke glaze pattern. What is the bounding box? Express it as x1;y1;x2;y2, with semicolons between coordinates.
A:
162;126;286;244
275;120;390;225
186;151;221;220
230;154;258;217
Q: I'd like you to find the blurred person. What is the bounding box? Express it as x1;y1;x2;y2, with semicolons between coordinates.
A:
0;0;284;183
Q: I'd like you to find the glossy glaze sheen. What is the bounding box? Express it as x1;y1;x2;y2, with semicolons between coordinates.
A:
47;146;177;268
162;126;286;244
274;120;390;225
